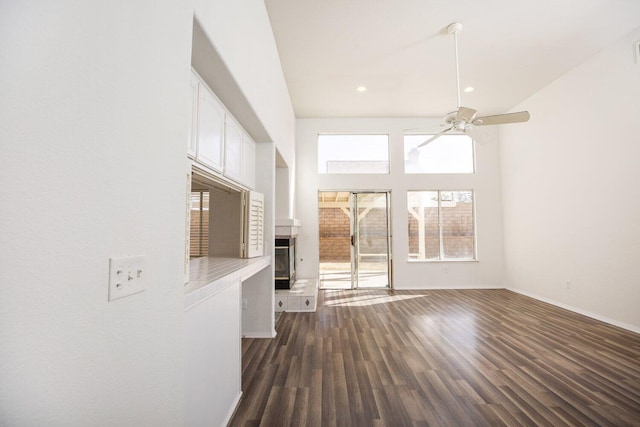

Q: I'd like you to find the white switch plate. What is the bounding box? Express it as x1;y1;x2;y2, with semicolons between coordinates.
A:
109;256;146;301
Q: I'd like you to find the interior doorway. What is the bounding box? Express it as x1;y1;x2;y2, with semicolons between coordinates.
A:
318;191;391;289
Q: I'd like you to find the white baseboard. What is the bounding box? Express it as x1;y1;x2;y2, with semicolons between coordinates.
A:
242;330;276;339
508;287;640;335
223;392;242;427
393;285;503;290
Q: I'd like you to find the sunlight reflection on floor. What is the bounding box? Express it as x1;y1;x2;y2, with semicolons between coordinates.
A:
321;290;422;307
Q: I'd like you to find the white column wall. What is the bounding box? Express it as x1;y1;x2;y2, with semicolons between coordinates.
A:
0;2;191;425
0;0;294;425
243;142;277;338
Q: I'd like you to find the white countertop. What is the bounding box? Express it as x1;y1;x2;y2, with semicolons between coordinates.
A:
184;256;271;310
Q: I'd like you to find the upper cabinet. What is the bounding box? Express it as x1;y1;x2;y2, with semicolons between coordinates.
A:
187;73;199;158
242;133;256;189
224;116;243;183
196;81;225;173
189;70;256;189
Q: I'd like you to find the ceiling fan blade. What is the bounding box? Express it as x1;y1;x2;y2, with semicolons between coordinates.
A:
456;107;477;123
418;127;453;147
474;111;530;126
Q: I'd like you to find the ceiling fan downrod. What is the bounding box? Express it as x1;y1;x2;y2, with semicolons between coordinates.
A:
447;22;463;109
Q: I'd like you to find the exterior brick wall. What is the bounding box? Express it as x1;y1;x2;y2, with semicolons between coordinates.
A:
319;207;389;262
319;208;351;262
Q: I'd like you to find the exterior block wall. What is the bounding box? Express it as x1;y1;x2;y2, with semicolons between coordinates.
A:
407;202;474;259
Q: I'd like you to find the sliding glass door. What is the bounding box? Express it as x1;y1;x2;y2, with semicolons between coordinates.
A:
318;191;391;289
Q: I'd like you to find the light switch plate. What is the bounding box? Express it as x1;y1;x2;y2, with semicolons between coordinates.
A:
109;256;146;301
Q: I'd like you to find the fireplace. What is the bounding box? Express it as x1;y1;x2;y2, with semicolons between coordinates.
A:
274;237;296;289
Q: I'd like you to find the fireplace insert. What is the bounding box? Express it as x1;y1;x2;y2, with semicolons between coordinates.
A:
274;237;295;289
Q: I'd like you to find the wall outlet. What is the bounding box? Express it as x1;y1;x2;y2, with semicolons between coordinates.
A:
242;298;248;309
109;256;146;301
565;280;571;289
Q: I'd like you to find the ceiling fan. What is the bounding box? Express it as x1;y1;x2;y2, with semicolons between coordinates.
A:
419;22;530;147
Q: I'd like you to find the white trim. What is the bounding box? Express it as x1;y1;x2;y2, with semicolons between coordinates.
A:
508;288;640;334
222;392;242;427
243;331;276;339
407;259;479;263
394;285;501;290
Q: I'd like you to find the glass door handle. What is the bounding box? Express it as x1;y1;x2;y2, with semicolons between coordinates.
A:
350;235;355;246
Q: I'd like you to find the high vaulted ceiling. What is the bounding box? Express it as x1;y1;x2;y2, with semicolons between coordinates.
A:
265;0;640;119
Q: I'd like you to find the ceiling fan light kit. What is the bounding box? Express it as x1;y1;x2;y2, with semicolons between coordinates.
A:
418;22;530;148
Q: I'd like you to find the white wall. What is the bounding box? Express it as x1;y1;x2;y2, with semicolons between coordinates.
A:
184;282;241;427
275;167;291;220
243;142;277;338
0;0;294;425
296;118;505;289
500;27;640;331
0;2;191;425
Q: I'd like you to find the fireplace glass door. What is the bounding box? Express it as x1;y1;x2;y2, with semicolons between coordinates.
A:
275;238;295;289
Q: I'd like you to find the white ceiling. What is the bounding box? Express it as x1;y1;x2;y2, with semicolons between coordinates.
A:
265;0;640;119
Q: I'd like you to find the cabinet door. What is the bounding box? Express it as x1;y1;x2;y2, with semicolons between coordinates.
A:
242;133;256;189
187;72;199;158
224;117;243;182
197;85;224;172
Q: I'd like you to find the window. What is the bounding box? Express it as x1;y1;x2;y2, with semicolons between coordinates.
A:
404;134;474;173
407;190;475;260
318;135;389;174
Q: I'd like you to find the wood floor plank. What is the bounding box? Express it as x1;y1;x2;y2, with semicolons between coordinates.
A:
229;289;640;426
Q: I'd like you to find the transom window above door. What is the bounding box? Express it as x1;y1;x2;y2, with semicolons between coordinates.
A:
318;134;389;174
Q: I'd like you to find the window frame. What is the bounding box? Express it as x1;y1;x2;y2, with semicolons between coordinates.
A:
407;189;477;262
317;134;390;174
403;133;476;174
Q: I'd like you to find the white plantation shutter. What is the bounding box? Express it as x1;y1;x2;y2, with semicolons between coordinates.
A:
189;191;209;257
245;191;264;258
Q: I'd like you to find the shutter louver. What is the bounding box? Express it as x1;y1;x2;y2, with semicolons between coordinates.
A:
245;191;264;258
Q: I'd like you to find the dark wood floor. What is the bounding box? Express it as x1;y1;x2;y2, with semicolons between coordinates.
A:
230;289;640;426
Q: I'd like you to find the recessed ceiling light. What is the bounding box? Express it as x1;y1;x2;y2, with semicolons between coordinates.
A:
463;86;474;92
356;86;367;92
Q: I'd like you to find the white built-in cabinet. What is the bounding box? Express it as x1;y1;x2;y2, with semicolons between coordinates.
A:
242;133;256;189
225;118;257;188
196;83;225;172
187;73;199;158
224;116;243;182
189;70;256;189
